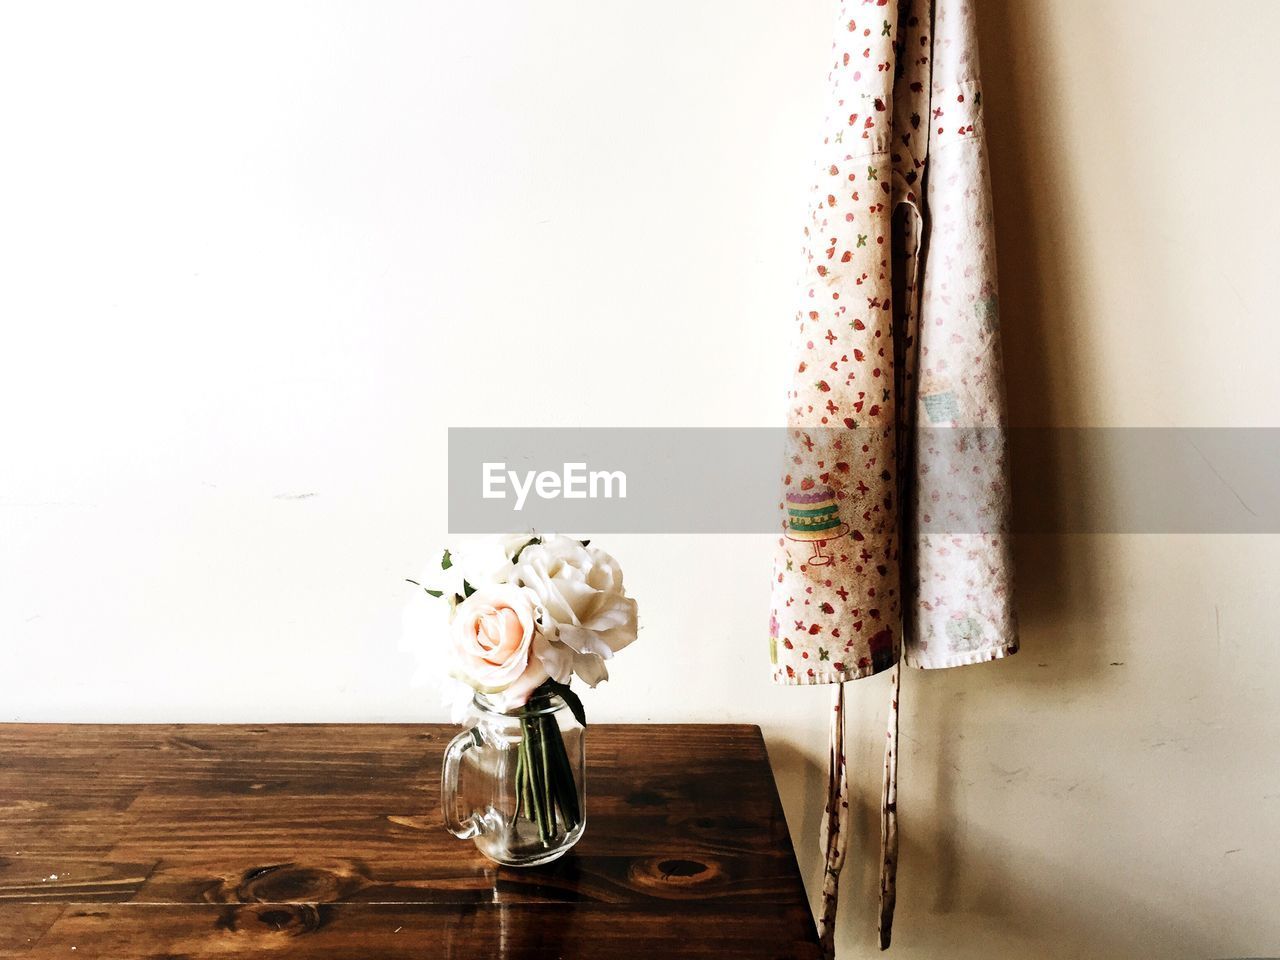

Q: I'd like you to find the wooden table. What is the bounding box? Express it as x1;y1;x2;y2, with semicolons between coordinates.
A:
0;724;820;958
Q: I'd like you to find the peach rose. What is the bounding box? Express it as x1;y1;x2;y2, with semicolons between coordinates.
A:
449;585;542;695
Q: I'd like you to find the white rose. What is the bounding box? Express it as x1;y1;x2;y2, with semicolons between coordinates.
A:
411;534;536;609
450;534;535;589
510;535;638;687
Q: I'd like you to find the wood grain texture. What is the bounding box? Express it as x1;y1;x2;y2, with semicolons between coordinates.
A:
0;724;819;958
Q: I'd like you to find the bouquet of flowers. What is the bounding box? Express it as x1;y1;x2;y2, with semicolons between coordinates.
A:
408;534;638;842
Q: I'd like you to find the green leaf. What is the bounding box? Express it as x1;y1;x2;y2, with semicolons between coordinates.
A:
440;549;453;571
512;536;541;564
462;579;476;599
545;679;587;728
405;578;444;599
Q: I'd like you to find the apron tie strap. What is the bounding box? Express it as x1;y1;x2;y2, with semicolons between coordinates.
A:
878;662;901;949
818;682;849;959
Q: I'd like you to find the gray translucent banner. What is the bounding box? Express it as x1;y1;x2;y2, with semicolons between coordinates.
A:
447;428;1280;534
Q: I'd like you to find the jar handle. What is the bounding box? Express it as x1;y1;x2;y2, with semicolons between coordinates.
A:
441;726;484;839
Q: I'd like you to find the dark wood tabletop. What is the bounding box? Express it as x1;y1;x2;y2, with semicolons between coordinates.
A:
0;723;820;959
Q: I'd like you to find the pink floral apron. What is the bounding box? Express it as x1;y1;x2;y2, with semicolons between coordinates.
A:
768;0;1017;952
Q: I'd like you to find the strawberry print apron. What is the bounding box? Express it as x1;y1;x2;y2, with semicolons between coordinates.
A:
768;0;1017;952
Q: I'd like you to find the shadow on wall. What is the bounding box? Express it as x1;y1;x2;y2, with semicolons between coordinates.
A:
979;0;1104;669
778;715;1222;960
849;785;1221;959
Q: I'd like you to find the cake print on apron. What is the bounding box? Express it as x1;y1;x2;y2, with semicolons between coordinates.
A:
785;479;850;567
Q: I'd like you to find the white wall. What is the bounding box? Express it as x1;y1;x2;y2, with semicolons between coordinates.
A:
2;2;1277;957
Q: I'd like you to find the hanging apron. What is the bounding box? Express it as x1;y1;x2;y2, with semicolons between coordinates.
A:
769;0;1018;952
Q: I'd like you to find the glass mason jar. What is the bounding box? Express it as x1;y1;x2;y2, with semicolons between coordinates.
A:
441;691;586;866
